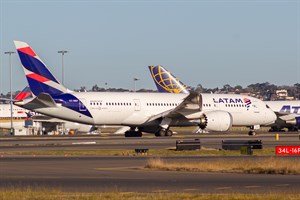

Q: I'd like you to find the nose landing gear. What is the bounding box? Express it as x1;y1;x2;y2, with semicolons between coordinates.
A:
248;125;260;136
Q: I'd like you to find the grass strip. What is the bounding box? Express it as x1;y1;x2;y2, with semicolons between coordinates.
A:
0;188;300;200
145;157;300;175
0;148;277;157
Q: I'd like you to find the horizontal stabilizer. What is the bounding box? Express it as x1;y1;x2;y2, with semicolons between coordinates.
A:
16;93;57;110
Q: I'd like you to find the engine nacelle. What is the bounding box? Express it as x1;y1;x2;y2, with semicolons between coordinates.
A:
286;116;300;127
296;117;300;127
198;111;233;132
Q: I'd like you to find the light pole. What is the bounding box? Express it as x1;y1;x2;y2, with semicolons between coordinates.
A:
4;51;15;135
57;50;68;135
57;50;68;85
133;77;140;92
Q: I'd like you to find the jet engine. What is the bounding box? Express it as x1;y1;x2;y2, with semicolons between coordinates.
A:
286;117;300;127
198;111;233;132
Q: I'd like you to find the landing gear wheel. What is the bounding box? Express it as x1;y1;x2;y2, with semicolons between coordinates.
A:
136;131;142;137
288;126;298;132
125;130;142;137
165;130;173;137
125;131;131;137
248;131;256;136
155;129;166;137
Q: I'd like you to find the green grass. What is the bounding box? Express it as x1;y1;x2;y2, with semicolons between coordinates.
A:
0;188;300;200
0;147;277;157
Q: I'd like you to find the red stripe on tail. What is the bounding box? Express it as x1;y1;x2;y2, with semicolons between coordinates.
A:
18;47;36;57
27;73;49;83
14;92;31;101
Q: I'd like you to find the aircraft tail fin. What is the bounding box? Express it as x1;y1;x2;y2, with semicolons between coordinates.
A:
14;41;68;97
148;65;189;94
14;86;32;101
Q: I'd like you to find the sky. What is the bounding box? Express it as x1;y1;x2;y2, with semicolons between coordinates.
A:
0;0;299;94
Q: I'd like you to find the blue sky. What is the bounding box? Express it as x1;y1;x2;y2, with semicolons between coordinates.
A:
0;0;299;94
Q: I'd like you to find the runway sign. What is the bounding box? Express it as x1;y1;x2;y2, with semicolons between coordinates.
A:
276;146;300;155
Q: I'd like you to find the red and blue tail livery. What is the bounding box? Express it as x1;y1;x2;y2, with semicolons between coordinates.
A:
149;65;189;94
14;41;92;119
14;41;68;97
14;86;32;101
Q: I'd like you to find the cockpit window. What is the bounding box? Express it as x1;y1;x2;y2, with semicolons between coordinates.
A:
266;105;270;108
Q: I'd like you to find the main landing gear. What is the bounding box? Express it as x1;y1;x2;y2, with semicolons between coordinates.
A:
268;126;285;132
154;128;173;137
124;127;142;137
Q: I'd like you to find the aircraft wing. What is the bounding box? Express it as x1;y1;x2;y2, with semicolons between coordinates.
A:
145;91;202;122
278;113;300;121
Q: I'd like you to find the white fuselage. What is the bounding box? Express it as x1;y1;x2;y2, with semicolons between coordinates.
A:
0;103;93;133
31;92;276;127
0;104;28;129
265;101;300;114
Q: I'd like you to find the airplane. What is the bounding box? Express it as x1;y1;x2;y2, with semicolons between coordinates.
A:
0;86;33;131
148;65;300;133
265;101;300;132
13;41;276;137
148;65;280;135
1;87;96;135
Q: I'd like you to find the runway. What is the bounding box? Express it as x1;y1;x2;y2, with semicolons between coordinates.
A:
1;133;300;194
1;156;300;193
1;133;299;152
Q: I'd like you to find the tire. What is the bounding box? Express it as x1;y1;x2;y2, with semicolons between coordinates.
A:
165;130;173;136
125;131;131;137
248;131;256;136
136;132;142;137
155;129;165;137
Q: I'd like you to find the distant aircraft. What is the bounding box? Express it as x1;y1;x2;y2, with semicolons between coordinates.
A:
148;65;278;135
265;101;300;132
14;86;32;101
0;86;33;130
13;41;276;137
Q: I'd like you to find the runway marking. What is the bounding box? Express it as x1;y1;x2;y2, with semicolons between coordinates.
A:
215;187;232;190
71;142;96;145
183;188;198;191
244;185;261;189
152;190;169;193
94;166;143;172
276;184;290;187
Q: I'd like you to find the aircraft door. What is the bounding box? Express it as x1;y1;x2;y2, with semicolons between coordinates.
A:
79;99;87;111
133;99;141;111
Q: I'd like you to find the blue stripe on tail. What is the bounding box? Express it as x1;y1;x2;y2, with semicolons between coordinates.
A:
27;77;63;96
18;51;59;83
